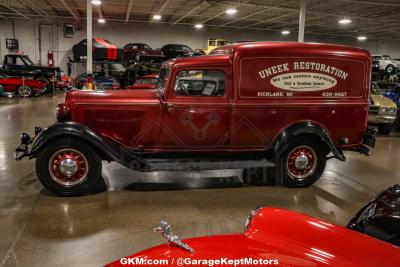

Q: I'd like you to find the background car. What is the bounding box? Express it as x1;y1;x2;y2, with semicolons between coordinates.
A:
372;55;400;73
368;82;397;134
123;43;164;62
72;38;123;62
125;74;159;89
196;38;231;55
75;72;120;90
375;81;400;128
1;54;61;81
0;71;48;97
161;44;203;60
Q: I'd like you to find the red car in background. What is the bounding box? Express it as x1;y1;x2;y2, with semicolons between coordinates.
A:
0;71;48;97
125;74;159;89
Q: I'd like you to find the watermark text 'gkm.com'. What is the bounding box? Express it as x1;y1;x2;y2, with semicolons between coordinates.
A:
119;257;279;266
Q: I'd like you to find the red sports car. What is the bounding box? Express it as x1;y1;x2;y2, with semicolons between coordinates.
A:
125;74;159;90
107;185;400;266
0;71;48;97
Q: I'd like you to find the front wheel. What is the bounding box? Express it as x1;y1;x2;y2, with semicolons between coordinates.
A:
280;139;327;187
378;123;392;135
386;65;395;74
35;137;103;196
17;85;33;97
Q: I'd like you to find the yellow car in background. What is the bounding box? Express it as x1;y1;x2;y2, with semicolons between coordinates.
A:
368;82;397;134
196;38;231;55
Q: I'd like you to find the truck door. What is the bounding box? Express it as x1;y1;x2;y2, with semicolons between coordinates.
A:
159;68;229;150
3;56;29;77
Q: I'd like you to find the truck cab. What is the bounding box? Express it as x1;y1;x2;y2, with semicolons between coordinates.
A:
2;54;61;81
15;42;375;196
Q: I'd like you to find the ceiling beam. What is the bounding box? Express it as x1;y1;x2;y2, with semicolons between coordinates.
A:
149;0;172;23
59;0;80;22
0;2;31;20
199;0;252;24
329;0;400;7
16;0;53;23
243;11;297;28
172;0;210;25
215;0;292;29
125;0;134;24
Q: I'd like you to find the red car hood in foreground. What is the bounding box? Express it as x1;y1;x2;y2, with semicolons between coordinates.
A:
106;208;400;267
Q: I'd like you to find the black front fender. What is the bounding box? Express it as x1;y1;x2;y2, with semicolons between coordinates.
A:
273;121;345;161
29;122;148;169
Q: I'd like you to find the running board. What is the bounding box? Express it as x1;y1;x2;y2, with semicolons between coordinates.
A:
141;159;275;172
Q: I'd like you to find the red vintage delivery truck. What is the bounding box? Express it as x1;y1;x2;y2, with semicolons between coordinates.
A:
15;42;375;196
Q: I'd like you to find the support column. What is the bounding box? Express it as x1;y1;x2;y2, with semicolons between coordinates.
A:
86;0;93;89
298;0;306;42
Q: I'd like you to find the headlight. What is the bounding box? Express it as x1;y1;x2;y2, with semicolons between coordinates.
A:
244;207;263;231
388;107;397;114
379;107;387;115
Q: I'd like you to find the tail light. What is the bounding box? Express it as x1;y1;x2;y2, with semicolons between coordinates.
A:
56;103;70;121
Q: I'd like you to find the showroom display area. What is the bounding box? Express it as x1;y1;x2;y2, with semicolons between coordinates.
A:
1;0;400;266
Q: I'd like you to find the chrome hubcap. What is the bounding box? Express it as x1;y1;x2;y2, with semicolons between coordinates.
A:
295;154;309;170
286;145;317;180
48;149;89;187
59;159;78;176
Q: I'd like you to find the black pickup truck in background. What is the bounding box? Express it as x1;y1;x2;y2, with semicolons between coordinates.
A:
1;54;61;81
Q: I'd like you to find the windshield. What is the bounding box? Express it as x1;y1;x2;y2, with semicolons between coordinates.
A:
175;45;192;51
382;55;391;60
136;78;158;85
127;43;152;49
157;67;170;93
22;56;34;66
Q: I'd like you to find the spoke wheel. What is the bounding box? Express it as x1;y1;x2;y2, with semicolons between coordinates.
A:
18;85;33;97
48;148;89;187
286;145;317;180
36;137;104;196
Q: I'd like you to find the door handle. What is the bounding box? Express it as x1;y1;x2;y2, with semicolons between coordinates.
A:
166;103;175;112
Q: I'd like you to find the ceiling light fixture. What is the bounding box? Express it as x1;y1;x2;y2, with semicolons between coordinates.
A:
338;19;352;25
226;8;238;15
357;35;367;41
98;18;105;23
153;14;162;21
91;0;102;5
281;30;290;35
194;23;203;29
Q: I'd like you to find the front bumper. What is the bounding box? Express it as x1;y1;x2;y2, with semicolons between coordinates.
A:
368;114;396;124
14;127;42;160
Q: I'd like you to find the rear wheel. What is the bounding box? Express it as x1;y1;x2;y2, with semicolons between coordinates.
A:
386;65;395;74
378;123;392;135
36;137;103;196
280;138;326;187
17;85;33;97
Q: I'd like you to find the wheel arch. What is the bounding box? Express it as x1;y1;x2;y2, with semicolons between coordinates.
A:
272;121;345;161
30;122;115;162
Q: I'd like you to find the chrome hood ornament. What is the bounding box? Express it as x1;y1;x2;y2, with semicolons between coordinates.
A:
154;220;195;253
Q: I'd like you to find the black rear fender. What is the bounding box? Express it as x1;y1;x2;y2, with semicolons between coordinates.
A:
273;121;345;161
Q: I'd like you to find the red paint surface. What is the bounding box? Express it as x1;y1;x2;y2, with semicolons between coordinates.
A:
0;77;48;93
64;42;371;151
106;208;400;267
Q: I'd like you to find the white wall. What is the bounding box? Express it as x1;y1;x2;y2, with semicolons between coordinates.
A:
1;19;400;73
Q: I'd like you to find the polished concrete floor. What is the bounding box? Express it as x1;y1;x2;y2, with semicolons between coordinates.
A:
1;93;399;267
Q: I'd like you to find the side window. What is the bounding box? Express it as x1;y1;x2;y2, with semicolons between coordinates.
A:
15;57;25;66
6;57;14;65
174;70;225;97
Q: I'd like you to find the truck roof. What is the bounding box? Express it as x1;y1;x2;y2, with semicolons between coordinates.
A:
166;42;370;69
210;41;371;60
